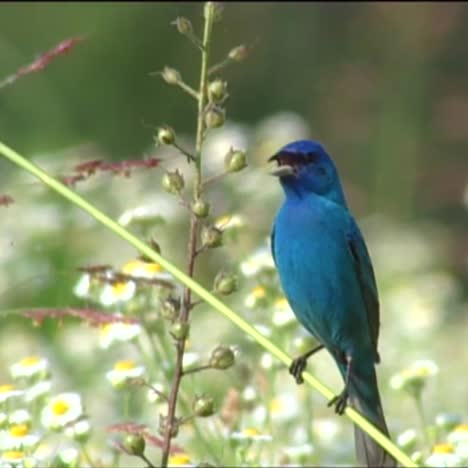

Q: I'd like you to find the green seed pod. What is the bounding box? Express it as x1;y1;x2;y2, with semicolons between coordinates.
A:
192;199;210;218
213;271;238;295
204;105;225;129
156;125;176;145
228;45;248;62
162;170;184;195
209;345;235;370
123;433;146;456
161;67;181;85
208;79;227;102
224;148;247;172
201;225;223;248
172;17;193;35
193;394;215;417
170;321;190;341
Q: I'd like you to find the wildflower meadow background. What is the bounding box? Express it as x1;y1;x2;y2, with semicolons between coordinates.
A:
1;3;468;467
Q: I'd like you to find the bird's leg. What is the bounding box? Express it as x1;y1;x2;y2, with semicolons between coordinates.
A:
328;354;352;415
289;344;325;384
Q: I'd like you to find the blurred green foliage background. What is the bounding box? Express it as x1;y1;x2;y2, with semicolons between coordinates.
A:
1;3;468;466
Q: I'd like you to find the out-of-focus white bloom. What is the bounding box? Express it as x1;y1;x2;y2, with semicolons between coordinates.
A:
147;382;165;404
1;450;26;466
254;112;309;160
106;360;145;388
100;280;136;306
214;214;245;232
182;352;200;370
244;286;268;309
448;424;468;444
396;428;418;450
64;419;91;442
8;410;31;426
312;418;341;445
0;424;40;450
10;356;48;380
240;246;275;277
202;122;249;175
99;322;142;349
73;273;92;299
272;297;296;327
55;447;80;467
24;381;52;403
436;413;462;431
425;443;461;467
269;393;299;422
390;360;438;395
252;324;272;338
121;259;172;282
118;203;167;227
230;427;272;442
242;386;258;403
41;393;83;429
0;385;24;403
260;352;274;370
283;443;315;459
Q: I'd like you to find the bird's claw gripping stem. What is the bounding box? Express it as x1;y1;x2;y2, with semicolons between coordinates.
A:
289;344;325;385
328;388;349;415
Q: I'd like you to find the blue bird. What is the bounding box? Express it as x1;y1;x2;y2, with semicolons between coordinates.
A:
269;140;396;467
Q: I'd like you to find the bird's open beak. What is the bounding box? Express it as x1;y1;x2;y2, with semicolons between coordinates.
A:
268;154;294;177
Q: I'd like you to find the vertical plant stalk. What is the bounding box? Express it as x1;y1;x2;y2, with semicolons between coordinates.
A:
160;4;215;467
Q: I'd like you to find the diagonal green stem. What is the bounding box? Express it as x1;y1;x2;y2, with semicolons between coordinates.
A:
0;140;417;468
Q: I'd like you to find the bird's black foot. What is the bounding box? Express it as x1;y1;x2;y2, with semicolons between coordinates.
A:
327;388;349;415
289;344;325;385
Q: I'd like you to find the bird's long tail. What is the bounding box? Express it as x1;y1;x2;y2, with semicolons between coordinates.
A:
338;360;397;467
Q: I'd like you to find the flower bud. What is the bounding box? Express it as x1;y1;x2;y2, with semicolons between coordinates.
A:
213;272;238;295
208;79;227;102
228;45;248;62
204;105;225;129
201;225;223;248
204;2;223;21
172;17;193;35
161;67;181;85
156;126;176;145
224;148;247;172
209;345;235;370
161;298;180;321
193;394;215;417
170;321;190;341
162;170;184;195
192;199;210;218
123;433;146;456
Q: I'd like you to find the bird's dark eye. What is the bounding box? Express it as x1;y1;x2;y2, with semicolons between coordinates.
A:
275;151;319;167
305;152;319;164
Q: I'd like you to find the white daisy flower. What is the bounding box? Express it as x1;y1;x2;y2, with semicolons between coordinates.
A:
0;424;40;450
230;427;272;442
100;280;136;306
41;393;83;429
425;444;461;467
312;418;341;445
8;410;31;426
449;424;468;444
24;381;52;403
118;204;166;227
0;385;24;403
64;419;91;442
99;322;142;349
269;393;299;422
240;247;275;277
272;297;296;327
390;359;438;395
214;214;245;232
1;450;26;466
244;286;267;309
55;447;80;467
10;356;48;380
168;452;193;467
106;360;145;388
73;273;92;299
242;386;258;403
121;259;172;282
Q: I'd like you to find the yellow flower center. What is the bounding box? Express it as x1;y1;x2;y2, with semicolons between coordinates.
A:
252;286;266;298
0;384;15;393
168;453;191;465
454;424;468;433
274;297;288;308
215;215;230;228
2;451;24;461
10;424;29;437
243;427;260;437
112;282;129;294
115;360;135;371
269;398;284;414
433;443;454;454
122;260;163;274
52;400;70;415
19;356;40;367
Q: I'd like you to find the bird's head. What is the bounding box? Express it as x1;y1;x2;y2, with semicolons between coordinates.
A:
269;140;347;207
